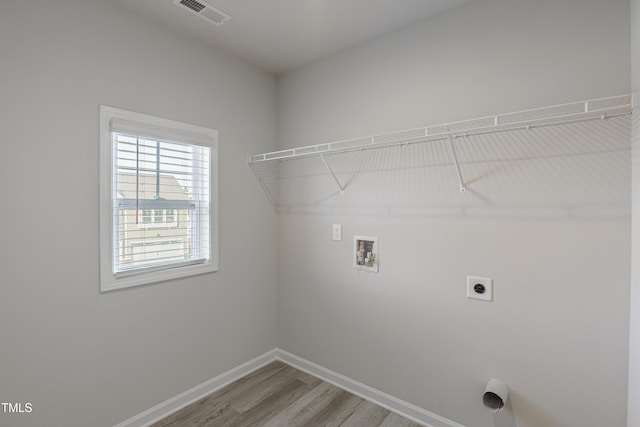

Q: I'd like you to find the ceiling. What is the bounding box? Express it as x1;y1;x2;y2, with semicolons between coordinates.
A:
110;0;470;74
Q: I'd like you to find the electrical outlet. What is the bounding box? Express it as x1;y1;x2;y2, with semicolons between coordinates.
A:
467;276;493;302
332;224;342;241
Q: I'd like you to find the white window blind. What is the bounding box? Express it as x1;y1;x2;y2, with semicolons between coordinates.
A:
100;106;218;292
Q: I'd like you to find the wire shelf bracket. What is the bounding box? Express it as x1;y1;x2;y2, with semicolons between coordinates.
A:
447;133;466;193
249;161;278;209
317;150;346;194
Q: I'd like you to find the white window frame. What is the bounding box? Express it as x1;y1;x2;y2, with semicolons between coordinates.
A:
99;106;219;292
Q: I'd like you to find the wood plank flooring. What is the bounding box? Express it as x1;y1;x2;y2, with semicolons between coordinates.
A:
152;361;423;427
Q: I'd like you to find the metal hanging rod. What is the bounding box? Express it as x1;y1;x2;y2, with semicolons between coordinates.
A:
248;94;633;164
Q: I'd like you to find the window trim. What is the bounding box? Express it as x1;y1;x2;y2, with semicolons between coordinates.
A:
99;105;219;292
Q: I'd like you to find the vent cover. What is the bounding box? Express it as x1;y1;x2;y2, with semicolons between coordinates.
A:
172;0;232;27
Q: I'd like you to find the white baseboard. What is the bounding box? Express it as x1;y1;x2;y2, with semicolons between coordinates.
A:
114;348;465;427
275;349;466;427
113;349;278;427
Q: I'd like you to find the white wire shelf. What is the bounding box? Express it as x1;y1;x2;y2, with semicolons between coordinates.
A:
248;94;633;205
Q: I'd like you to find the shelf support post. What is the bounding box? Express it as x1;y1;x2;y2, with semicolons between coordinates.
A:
317;151;346;194
447;134;466;193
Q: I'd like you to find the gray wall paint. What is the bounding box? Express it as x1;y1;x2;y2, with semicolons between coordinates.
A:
629;0;640;425
276;1;631;427
0;0;635;427
0;1;278;426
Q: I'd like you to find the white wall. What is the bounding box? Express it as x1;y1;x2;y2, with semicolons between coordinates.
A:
0;1;278;426
629;0;640;425
276;1;631;427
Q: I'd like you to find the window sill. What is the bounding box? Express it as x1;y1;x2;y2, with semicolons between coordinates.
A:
100;260;218;292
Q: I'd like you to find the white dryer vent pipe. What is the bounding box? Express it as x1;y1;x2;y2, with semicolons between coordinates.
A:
483;379;509;413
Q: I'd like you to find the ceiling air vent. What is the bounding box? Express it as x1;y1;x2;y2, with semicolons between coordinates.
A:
172;0;232;27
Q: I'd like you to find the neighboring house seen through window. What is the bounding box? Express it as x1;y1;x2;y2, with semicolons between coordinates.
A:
99;106;218;292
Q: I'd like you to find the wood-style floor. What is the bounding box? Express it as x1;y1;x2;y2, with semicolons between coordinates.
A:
152;361;423;427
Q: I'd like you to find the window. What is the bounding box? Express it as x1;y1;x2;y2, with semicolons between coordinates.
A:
137;208;178;229
99;106;218;292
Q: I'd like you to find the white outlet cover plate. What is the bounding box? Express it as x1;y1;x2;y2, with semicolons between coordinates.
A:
332;224;342;241
467;276;493;302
